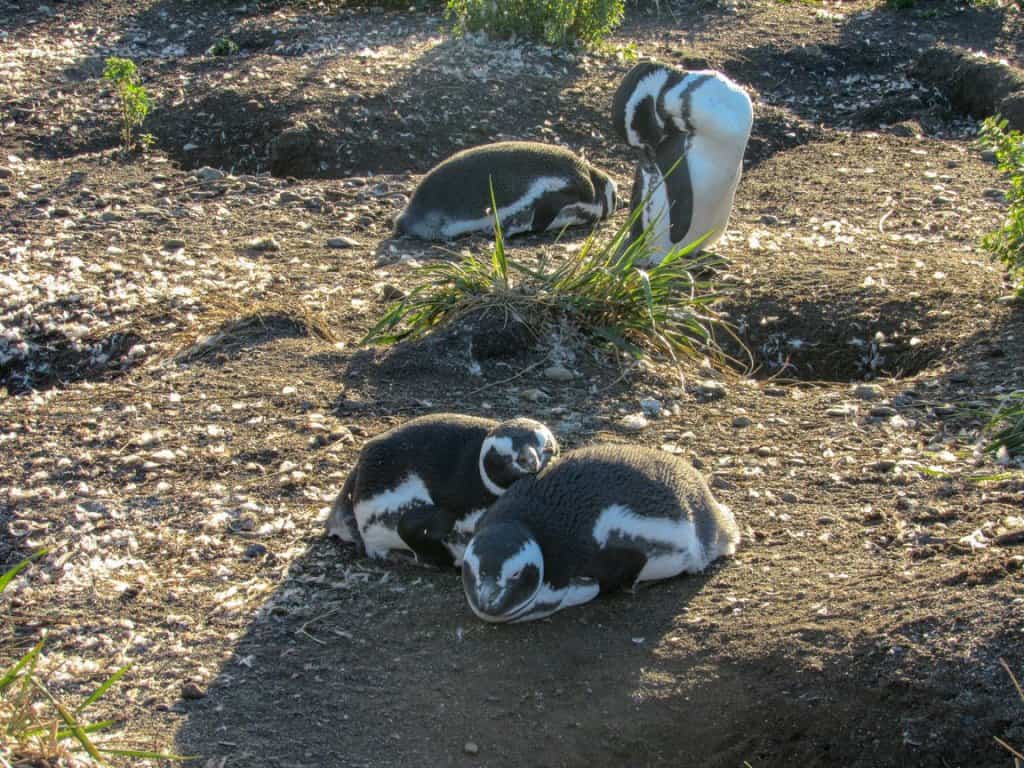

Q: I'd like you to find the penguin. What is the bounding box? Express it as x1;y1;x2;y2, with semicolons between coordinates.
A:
461;444;740;623
326;413;558;569
612;62;753;263
393;141;617;241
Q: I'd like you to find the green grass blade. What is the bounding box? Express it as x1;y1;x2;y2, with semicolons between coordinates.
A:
99;747;196;760
34;680;106;763
488;178;508;286
0;548;50;593
0;637;45;691
77;663;132;715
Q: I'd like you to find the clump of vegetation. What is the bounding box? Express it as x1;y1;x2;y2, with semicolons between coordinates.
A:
446;0;625;48
102;57;153;153
983;390;1024;462
980;117;1024;296
209;37;240;56
1;550;183;765
365;193;732;366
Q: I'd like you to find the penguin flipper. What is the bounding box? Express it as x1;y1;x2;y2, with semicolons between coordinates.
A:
586;546;649;595
398;505;457;570
654;135;694;246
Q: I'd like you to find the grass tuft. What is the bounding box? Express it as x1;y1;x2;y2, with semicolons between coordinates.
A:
983;390;1024;461
979;117;1024;296
1;551;189;766
365;189;737;368
446;0;624;48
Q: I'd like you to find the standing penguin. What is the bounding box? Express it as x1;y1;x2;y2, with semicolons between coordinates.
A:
326;413;558;568
461;444;740;623
612;62;753;263
394;141;617;241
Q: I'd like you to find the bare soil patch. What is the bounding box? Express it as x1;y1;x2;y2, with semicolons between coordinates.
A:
1;1;1023;767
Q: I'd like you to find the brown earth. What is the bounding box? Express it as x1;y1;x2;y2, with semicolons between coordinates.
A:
1;0;1023;767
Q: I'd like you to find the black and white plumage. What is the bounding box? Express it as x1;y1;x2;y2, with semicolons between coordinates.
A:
461;444;740;623
326;413;558;568
393;141;617;241
612;62;753;263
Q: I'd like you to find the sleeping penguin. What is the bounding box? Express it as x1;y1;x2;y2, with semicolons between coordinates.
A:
326;413;558;568
461;444;740;623
393;141;617;241
612;62;753;263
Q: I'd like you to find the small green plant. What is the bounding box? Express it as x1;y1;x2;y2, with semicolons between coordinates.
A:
982;390;1024;462
210;37;240;56
446;0;625;48
1;550;185;765
980;117;1024;295
102;57;152;153
365;185;734;366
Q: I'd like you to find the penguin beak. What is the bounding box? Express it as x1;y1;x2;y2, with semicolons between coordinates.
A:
476;583;502;614
518;446;541;474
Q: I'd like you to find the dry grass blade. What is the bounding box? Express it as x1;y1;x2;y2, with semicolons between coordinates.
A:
995;658;1024;764
176;299;338;363
984;391;1024;459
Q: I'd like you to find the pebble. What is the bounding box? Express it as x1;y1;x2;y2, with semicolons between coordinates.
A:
180;681;206;700
244;543;268;560
619;413;649;432
697;379;726;400
817;515;836;525
277;191;304;205
163;238;187;250
870;459;897;473
639;397;662;418
933;404;957;417
980;148;997;164
544;364;575;382
853;384;883;401
759;214;780;225
326;235;361;249
195;166;225;182
464;742;479;756
0;183;9;197
982;187;1005;200
247;236;281;252
870;405;897;418
521;388;549;402
825;404;858;417
0;166;12;178
134;205;164;218
780;491;799;503
732;415;752;428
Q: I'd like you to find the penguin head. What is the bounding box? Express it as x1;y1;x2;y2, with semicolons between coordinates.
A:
478;419;559;496
462;522;544;623
612;62;672;149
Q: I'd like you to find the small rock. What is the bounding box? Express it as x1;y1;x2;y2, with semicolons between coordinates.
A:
464;742;479;756
195;166;225;182
983;187;1005;200
544;365;575;382
0;183;10;197
933;404;957;417
134;205;164;218
853;384;883;401
780;491;799;504
980;149;997;164
697;379;726;400
817;515;836;525
0;166;12;178
326;235;361;249
712;475;736;491
163;238;186;251
244;543;268;560
620;413;649;432
277;191;304;205
521;388;549;402
639;398;662;418
247;236;280;252
759;214;779;225
377;284;405;302
732;415;752;429
870;405;897;418
50;206;74;218
870;459;897;473
181;681;205;700
826;404;858;418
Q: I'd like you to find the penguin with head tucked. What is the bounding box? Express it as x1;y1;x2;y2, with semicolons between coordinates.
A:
612;62;753;264
326;413;558;568
394;141;617;241
461;444;740;623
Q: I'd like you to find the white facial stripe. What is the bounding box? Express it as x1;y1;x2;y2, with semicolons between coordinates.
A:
463;541;481;577
439;176;573;239
498;539;540;588
624;69;669;147
546;201;606;231
454;508;486;536
479;436;514;496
